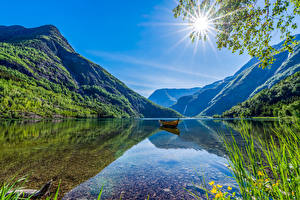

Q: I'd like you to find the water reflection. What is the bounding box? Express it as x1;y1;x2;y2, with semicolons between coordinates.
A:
159;127;180;135
0;119;158;198
153;120;231;156
0;119;283;199
63;120;241;199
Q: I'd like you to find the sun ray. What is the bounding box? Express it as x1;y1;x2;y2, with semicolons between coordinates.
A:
169;29;195;51
191;1;200;19
180;5;198;21
209;26;229;35
205;1;218;19
197;0;202;17
140;22;192;27
161;26;194;39
193;33;201;55
173;26;194;34
167;0;243;53
209;7;247;22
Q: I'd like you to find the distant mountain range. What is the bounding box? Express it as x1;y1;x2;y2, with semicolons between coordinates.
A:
148;87;201;107
0;25;180;118
149;34;300;117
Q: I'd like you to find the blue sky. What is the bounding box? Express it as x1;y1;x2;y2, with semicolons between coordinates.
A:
1;0;299;97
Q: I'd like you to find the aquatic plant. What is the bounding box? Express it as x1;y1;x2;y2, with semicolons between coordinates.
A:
224;120;299;199
187;119;299;199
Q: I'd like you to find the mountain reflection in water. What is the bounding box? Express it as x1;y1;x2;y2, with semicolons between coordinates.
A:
63;119;243;200
0;119;158;198
0;119;280;199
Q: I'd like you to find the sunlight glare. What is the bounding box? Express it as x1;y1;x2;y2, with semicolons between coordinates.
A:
167;0;240;54
192;16;209;32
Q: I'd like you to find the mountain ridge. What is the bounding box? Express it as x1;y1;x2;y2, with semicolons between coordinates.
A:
0;25;180;118
148;87;201;107
222;71;300;118
168;34;300;117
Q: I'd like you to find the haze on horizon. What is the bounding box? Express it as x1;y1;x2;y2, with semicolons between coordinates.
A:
1;0;299;97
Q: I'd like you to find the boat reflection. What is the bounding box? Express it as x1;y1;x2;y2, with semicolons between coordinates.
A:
159;126;180;135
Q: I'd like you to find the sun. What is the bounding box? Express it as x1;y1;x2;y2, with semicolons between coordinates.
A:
192;16;209;32
166;1;232;53
160;1;243;54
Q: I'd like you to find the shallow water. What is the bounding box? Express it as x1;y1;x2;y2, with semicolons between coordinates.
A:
0;118;280;199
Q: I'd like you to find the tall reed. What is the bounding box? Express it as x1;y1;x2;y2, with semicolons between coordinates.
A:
222;120;299;199
188;120;299;199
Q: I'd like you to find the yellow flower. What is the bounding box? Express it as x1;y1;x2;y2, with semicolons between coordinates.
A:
272;183;276;187
209;181;215;186
215;191;223;198
265;179;269;182
217;184;222;188
227;186;232;190
211;187;217;194
258;171;264;176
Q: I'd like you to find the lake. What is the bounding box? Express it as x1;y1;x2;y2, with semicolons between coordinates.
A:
0;118;280;199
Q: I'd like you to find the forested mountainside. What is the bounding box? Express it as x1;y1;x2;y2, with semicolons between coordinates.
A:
222;72;300;118
148;87;201;107
171;34;300;117
0;25;180;118
171;77;234;116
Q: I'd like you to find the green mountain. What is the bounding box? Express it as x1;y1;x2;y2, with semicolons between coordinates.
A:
170;35;300;117
0;25;180;118
222;72;300;118
148;87;201;107
171;77;235;116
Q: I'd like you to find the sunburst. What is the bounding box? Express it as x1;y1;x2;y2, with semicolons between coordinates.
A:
170;0;242;54
192;16;209;32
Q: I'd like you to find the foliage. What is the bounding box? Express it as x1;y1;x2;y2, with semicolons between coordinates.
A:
222;72;300;118
173;0;299;68
0;25;181;119
0;178;59;200
221;120;300;199
0;65;127;118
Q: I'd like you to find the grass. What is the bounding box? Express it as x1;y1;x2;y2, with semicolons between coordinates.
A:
0;178;58;200
0;179;102;200
188;119;300;199
224;120;299;199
